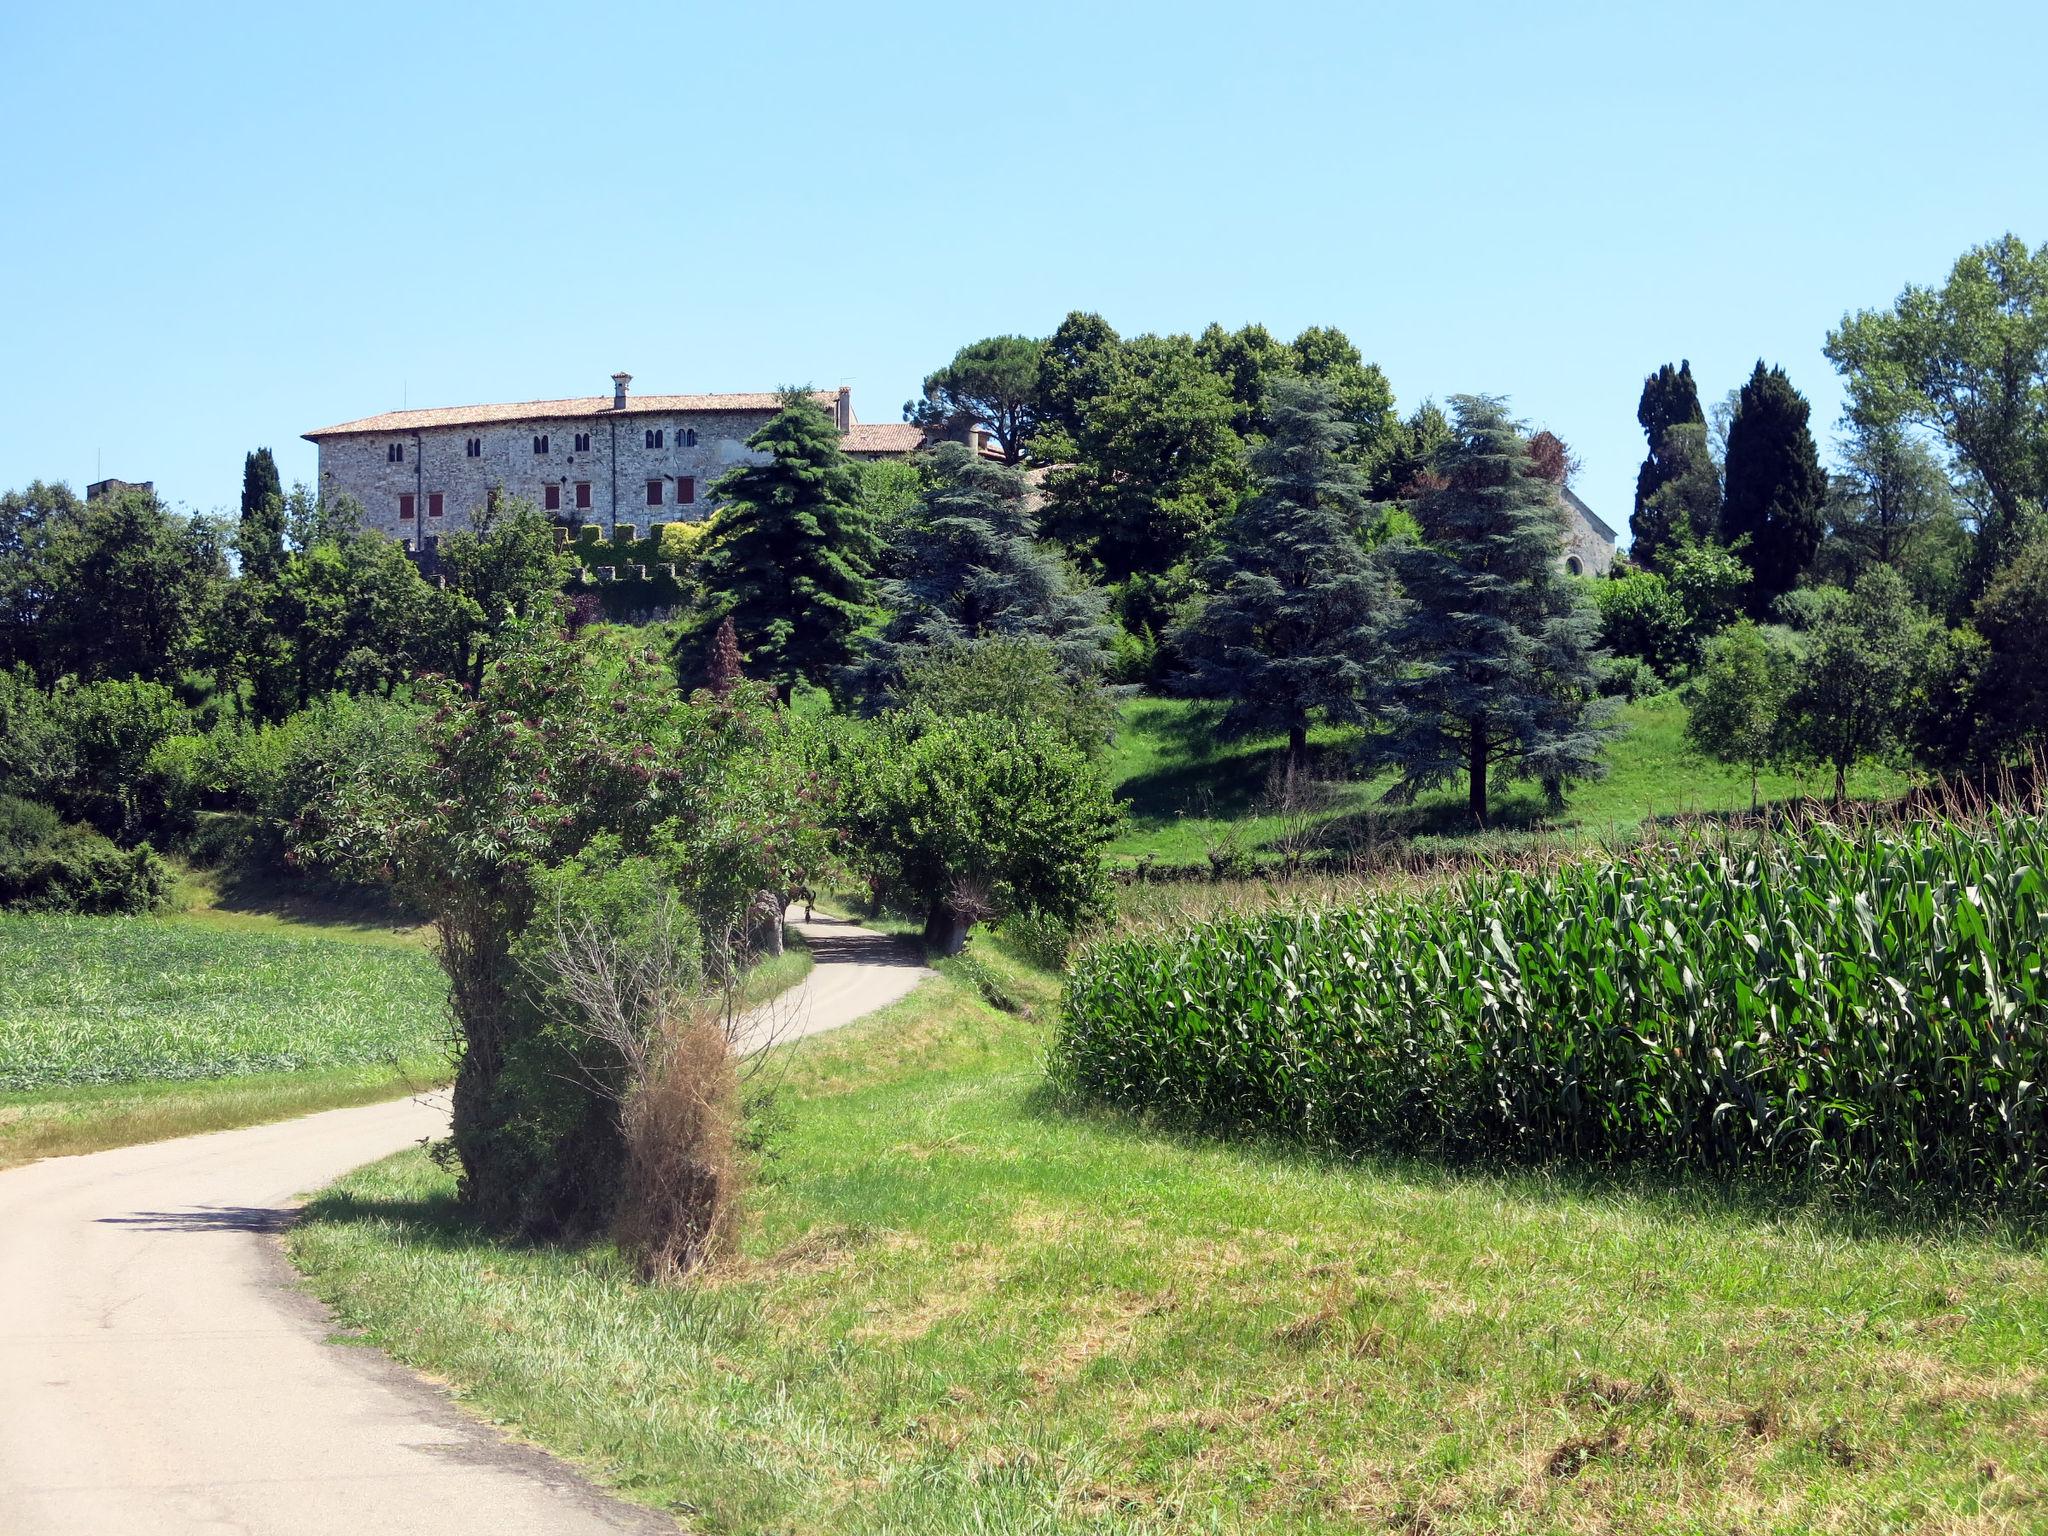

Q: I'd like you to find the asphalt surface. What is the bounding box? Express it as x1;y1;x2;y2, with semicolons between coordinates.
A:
0;907;929;1535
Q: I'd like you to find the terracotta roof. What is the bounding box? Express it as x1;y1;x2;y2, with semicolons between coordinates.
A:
304;391;838;440
840;422;928;454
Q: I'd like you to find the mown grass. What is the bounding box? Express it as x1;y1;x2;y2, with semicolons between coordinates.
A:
290;941;2048;1534
1106;693;1910;866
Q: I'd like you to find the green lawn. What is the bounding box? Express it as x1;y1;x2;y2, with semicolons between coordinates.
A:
290;941;2048;1534
1106;693;1910;866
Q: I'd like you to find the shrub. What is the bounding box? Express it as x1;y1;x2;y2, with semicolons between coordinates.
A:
1599;654;1659;701
0;794;60;858
0;825;171;915
1053;814;2048;1201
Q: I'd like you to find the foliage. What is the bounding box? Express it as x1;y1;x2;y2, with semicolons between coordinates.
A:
0;914;444;1089
1819;412;1965;614
905;335;1043;464
1054;812;2048;1200
1591;568;1689;676
1722;362;1829;611
846;443;1111;707
1826;233;2048;593
889;637;1119;755
836;708;1119;951
1685;620;1795;807
1630;360;1708;563
687;391;878;702
1170;375;1405;769
1963;536;2048;761
1630;423;1722;573
1195;322;1399;475
433;499;574;690
1383;396;1614;825
1778;567;1934;799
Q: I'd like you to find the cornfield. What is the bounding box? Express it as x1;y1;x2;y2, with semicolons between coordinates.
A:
1053;813;2048;1197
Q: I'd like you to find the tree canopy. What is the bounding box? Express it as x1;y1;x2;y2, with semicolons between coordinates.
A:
1721;362;1828;611
905;336;1043;465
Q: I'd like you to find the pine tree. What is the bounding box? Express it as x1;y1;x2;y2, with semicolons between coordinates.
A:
1383;396;1613;826
1171;375;1404;773
1722;361;1828;611
849;443;1110;707
705;615;744;698
1630;361;1710;566
687;390;878;703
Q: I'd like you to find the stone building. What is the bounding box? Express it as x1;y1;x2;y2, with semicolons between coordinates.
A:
86;477;153;502
1558;485;1619;577
303;373;925;543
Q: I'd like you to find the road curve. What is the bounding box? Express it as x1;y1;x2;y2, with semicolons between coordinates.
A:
0;909;929;1535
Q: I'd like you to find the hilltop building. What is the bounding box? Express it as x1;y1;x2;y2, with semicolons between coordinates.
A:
86;477;153;502
304;373;925;543
1559;485;1617;576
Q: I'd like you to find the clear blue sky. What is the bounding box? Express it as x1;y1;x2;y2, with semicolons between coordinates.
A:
3;1;2040;539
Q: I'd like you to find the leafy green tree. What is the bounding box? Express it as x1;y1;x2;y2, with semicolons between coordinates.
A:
42;677;189;840
1036;332;1247;584
905;335;1043;464
1196;321;1293;435
1965;536;2048;760
889;637;1120;756
434;499;574;690
1631;360;1708;559
0;481;83;671
1686;620;1795;809
1826;234;2048;591
1032;310;1125;446
1170;375;1405;772
1819;410;1968;615
1196;322;1399;474
1630;423;1722;571
1383;397;1613;825
687;390;878;702
36;488;228;686
838;708;1119;953
848;443;1109;707
1592;568;1689;676
1721;362;1828;611
1780;567;1930;800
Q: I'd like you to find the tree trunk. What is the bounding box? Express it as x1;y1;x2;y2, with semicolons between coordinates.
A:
923;902;971;956
1467;722;1489;829
1287;724;1308;776
1834;760;1847;805
747;889;785;958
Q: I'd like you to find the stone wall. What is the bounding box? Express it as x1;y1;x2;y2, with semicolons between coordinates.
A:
316;408;780;542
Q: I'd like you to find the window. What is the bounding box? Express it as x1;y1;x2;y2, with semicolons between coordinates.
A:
574;432;591;452
574;481;591;509
543;484;561;511
427;492;444;518
533;434;550;455
398;493;415;520
1565;555;1583;576
465;437;481;458
677;476;695;505
387;442;404;463
684;427;698;447
645;428;664;449
646;479;663;506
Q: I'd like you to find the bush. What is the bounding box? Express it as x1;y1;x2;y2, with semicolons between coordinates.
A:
1592;568;1688;675
0;794;60;858
0;824;171;915
1599;654;1659;701
1053;814;2048;1201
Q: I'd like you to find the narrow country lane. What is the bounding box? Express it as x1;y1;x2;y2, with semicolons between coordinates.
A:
0;908;929;1535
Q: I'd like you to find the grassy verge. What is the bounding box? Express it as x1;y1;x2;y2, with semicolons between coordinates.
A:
288;942;2048;1533
0;1058;446;1169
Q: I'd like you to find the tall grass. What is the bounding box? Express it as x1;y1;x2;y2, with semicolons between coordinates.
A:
0;914;450;1090
1055;811;2048;1198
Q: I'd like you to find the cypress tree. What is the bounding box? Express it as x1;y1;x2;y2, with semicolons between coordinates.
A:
1383;396;1612;826
239;447;287;584
687;390;878;703
1630;361;1709;566
1170;375;1404;773
1722;361;1828;611
848;443;1110;707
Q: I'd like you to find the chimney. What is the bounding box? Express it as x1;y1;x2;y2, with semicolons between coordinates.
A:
611;371;632;409
835;385;852;432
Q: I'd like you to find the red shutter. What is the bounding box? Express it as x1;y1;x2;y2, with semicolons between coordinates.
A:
427;492;444;518
646;479;662;506
677;476;695;504
398;494;415;520
544;484;561;511
575;482;591;509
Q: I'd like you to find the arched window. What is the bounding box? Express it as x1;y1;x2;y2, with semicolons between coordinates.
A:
1565;555;1584;576
683;427;698;447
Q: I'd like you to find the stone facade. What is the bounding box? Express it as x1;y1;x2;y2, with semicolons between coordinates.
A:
1559;485;1618;578
305;379;926;543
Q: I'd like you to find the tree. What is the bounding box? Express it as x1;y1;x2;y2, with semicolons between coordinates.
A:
433;499;573;691
688;390;878;703
1036;331;1247;585
1820;411;1965;613
1779;567;1930;801
848;443;1110;707
1382;396;1613;826
1721;362;1828;611
1686;620;1795;810
1032;310;1126;447
0;481;83;672
890;637;1119;756
1826;234;2048;592
1630;423;1722;571
838;708;1118;953
905;336;1043;465
1170;375;1405;772
1632;360;1707;554
35;487;228;686
1966;536;2048;759
1375;400;1454;500
239;448;286;586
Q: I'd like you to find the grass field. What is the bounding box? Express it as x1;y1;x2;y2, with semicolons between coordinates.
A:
289;941;2048;1534
1106;693;1910;866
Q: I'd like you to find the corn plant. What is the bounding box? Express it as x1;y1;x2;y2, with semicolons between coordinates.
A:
1052;813;2048;1198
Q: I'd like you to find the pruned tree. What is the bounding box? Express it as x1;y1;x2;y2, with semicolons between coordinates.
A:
1383;396;1613;826
1170;374;1405;773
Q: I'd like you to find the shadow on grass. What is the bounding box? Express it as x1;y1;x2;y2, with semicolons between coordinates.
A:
1014;1080;2048;1251
296;1180;497;1254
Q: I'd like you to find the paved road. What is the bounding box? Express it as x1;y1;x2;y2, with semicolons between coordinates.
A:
735;906;932;1053
0;909;928;1535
